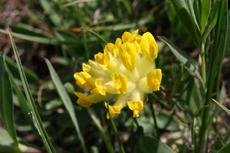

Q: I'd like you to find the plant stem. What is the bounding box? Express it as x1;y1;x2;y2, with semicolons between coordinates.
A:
148;94;160;139
200;42;206;85
107;103;125;153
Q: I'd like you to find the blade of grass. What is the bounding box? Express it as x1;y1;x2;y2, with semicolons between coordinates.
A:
0;29;58;45
191;105;209;153
212;99;230;115
44;58;88;153
87;107;115;153
157;36;205;89
0;52;18;146
81;28;108;46
7;67;40;137
8;28;55;153
198;0;227;152
106;102;125;153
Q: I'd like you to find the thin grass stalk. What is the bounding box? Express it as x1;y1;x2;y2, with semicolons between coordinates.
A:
107;102;125;153
8;29;55;153
216;7;229;102
198;0;227;152
200;42;206;85
87;108;115;153
148;94;160;139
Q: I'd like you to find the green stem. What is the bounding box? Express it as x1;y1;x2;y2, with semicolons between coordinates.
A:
200;43;206;85
107;103;125;153
148;94;160;139
198;1;227;152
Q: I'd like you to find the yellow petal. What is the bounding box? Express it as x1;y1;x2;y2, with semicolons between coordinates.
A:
103;48;110;68
74;72;95;89
74;92;96;107
104;102;121;119
90;79;106;96
105;43;114;54
119;43;137;71
82;63;90;73
146;69;162;91
113;38;122;57
111;73;128;94
95;53;104;65
140;32;158;60
121;31;132;43
127;29;139;43
127;101;143;118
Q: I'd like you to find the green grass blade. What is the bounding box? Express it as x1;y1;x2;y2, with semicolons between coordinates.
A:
8;29;55;153
7;68;40;137
87;107;115;153
0;29;58;45
0;52;18;146
212;99;230;115
82;28;108;46
200;0;211;33
191;105;209;153
158;36;205;89
172;0;200;46
44;58;88;153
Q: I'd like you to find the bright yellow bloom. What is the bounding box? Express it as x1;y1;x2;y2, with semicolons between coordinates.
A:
74;30;162;118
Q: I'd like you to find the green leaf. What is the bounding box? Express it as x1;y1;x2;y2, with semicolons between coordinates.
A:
0;29;58;45
172;0;200;45
140;136;174;153
9;24;52;38
212;99;230;115
156;111;179;131
5;56;40;84
8;29;55;153
218;142;230;153
208;138;224;153
181;68;202;125
0;52;18;146
200;0;211;33
87;107;115;153
40;0;61;26
44;58;88;153
158;36;205;89
7;68;40;136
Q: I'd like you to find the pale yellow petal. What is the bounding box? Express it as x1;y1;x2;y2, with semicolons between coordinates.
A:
111;73;128;94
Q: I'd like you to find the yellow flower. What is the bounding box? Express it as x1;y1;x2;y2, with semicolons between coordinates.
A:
73;30;162;118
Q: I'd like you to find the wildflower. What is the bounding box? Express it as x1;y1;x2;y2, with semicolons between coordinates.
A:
74;30;162;119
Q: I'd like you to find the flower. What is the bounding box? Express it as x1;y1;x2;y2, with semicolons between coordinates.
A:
74;30;162;118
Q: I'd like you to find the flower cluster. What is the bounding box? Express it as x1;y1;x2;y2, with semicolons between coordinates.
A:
74;30;162;119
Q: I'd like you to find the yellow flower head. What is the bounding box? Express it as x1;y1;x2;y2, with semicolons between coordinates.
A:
73;30;162;118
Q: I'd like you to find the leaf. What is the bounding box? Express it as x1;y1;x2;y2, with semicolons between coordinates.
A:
208;138;224;153
0;29;58;45
5;56;40;84
218;142;230;153
156;111;179;131
87;107;115;153
0;52;18;146
140;136;174;153
158;36;205;89
180;68;202;125
9;24;51;38
7;68;40;136
212;99;230;115
44;58;88;153
8;29;55;153
172;0;200;45
200;0;211;33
